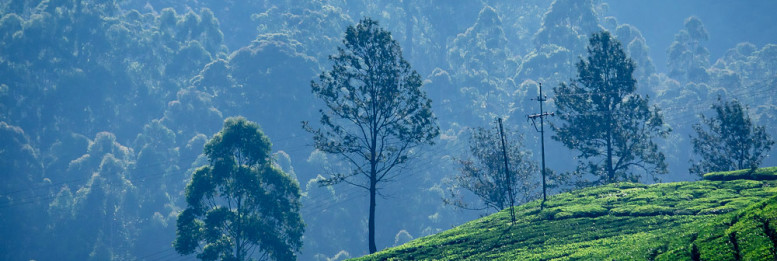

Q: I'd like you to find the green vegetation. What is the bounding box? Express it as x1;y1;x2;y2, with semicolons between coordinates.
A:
174;117;304;260
445;126;537;213
690;98;775;177
2;1;777;260
553;31;669;185
304;17;439;254
704;166;777;181
354;168;777;260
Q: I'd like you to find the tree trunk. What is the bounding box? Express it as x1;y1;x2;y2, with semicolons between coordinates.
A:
369;112;379;254
368;173;377;253
606;126;614;183
236;197;244;261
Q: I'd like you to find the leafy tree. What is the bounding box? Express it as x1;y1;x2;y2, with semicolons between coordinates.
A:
161;87;224;146
66;132;135;183
709;43;777;166
613;24;656;90
0;2;226;146
227;38;319;149
553;31;669;185
667;16;710;83
253;1;353;63
70;154;137;261
522;0;602;87
303;18;439;254
47;131;137;261
690;98;775;176
174;117;304;261
0;122;42;260
445;126;537;213
447;6;521;123
534;0;602;53
131;119;183;254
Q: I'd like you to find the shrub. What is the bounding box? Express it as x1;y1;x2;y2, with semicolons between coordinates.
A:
704;166;777;181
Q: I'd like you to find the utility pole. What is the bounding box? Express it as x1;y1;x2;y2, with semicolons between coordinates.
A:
497;118;516;223
528;83;553;209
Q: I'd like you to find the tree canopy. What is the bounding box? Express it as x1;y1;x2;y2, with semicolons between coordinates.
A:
445;126;537;213
690;98;775;176
174;117;304;261
553;31;670;185
0;1;776;260
304;17;439;254
667;16;710;83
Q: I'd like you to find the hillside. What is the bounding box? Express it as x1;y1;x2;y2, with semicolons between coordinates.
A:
354;167;777;260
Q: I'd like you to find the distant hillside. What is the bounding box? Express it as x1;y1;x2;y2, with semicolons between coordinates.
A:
353;167;777;260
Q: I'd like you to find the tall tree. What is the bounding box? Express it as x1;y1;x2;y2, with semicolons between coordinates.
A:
690;98;775;176
174;117;304;261
447;5;520;123
534;0;602;53
553;31;669;185
0;122;42;260
667;16;710;83
445;126;537;213
303;18;439;254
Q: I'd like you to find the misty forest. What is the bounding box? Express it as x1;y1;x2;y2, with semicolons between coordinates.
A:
2;0;777;260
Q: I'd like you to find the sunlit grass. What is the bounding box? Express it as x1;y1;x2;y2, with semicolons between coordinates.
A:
353;168;777;260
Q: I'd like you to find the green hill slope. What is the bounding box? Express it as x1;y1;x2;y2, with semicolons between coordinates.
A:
354;167;777;260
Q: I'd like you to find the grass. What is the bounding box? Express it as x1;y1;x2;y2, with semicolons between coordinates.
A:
352;168;777;260
704;166;777;181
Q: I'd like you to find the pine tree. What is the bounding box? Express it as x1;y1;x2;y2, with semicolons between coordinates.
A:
303;18;439;254
553;31;670;184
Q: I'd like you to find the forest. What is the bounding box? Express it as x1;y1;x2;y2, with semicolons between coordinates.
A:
1;0;776;260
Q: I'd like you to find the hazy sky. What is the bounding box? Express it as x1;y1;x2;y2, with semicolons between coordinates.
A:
607;0;777;72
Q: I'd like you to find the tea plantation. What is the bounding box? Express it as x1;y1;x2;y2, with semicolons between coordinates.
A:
354;167;777;260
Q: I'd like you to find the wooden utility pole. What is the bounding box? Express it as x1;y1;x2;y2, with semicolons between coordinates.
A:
497;118;516;223
528;83;553;209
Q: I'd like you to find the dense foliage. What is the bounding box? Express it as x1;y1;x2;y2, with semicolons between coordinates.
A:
0;0;775;260
174;117;303;261
690;98;775;176
445;126;538;213
553;31;669;185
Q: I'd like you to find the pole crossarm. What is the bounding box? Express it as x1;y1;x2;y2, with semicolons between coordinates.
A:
528;112;555;119
528;112;555;132
527;82;553;209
